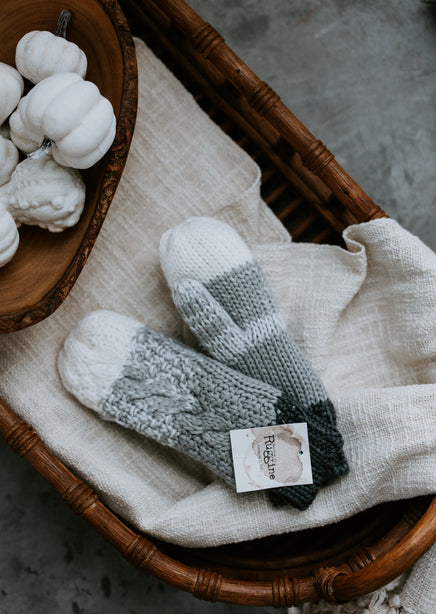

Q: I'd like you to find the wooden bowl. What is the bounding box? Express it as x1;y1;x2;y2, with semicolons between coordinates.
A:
0;0;137;333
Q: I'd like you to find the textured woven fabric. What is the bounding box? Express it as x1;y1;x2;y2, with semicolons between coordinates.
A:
160;216;349;505
0;38;434;613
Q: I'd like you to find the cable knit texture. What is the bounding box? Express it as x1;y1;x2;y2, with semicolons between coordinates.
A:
58;309;321;509
159;217;349;505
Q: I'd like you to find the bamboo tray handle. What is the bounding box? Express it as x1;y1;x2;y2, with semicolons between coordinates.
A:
0;395;435;607
148;0;387;224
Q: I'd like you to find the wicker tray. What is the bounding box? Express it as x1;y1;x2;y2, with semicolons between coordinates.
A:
1;0;435;608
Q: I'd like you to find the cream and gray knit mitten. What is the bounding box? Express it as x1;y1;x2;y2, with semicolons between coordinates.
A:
159;217;349;505
58;309;318;509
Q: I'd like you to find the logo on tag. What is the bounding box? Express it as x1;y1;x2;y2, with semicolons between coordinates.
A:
230;423;313;493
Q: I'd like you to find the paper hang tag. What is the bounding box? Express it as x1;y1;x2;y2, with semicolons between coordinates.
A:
230;423;313;493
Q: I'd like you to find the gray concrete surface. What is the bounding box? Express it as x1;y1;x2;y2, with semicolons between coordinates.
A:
1;1;434;613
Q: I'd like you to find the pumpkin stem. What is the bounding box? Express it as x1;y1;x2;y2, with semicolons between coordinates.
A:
27;137;56;160
54;9;72;39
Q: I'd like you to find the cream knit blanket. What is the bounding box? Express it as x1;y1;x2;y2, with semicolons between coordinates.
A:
0;39;434;613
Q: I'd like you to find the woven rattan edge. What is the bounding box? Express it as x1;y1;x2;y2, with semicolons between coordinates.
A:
139;0;387;224
0;396;435;607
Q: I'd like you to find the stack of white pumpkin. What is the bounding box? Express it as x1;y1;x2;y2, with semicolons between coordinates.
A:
0;10;116;267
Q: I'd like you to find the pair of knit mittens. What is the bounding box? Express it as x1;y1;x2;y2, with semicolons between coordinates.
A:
58;217;348;510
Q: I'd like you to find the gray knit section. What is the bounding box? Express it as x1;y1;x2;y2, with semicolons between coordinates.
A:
231;338;329;410
205;261;277;328
170;259;349;501
97;325;280;485
172;260;329;408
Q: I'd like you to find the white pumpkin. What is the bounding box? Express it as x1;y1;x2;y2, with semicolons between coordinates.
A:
9;72;116;170
0;122;11;140
0;203;19;267
0;135;19;187
15;10;87;84
0;62;24;125
1;156;86;232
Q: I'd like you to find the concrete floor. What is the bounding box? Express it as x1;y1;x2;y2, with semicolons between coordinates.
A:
1;1;435;613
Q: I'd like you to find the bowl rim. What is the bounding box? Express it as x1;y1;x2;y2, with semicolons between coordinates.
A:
0;0;138;334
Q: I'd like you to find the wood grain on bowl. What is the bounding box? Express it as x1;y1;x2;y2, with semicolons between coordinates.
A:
0;0;137;333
